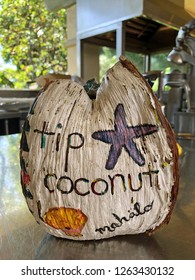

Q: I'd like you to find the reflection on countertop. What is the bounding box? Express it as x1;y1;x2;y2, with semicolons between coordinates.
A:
0;134;195;260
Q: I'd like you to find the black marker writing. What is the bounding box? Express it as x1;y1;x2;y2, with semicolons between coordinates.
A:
95;200;154;234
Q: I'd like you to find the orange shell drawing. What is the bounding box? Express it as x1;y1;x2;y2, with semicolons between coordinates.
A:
43;207;88;237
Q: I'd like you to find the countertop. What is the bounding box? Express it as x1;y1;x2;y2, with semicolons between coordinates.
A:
0;134;195;260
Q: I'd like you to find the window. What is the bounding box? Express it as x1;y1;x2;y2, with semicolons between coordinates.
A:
125;51;145;73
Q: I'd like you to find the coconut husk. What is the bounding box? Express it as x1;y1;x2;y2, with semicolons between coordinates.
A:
20;56;179;240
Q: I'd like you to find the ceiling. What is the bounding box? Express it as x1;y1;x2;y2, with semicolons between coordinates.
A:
84;16;178;54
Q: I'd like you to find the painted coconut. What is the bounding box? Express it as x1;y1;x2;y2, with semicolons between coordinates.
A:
20;56;179;240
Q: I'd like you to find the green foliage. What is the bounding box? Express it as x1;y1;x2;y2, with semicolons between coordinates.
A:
125;51;145;73
151;52;172;72
0;0;67;88
99;48;145;80
99;47;117;81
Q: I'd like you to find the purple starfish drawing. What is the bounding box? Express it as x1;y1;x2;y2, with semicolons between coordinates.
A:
92;104;158;170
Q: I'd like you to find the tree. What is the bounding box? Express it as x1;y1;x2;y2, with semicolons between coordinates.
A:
99;47;145;81
99;47;117;81
0;0;67;88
